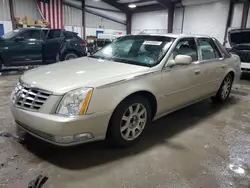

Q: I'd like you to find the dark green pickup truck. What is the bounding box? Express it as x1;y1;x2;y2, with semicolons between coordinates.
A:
0;28;88;70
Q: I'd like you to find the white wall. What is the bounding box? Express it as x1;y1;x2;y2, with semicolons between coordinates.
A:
231;3;243;29
13;0;41;21
0;21;12;34
173;7;184;34
182;0;230;43
247;6;250;28
0;0;11;21
132;10;168;34
63;5;82;26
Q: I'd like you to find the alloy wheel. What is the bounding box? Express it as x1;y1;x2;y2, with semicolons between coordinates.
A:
221;76;232;100
120;103;147;141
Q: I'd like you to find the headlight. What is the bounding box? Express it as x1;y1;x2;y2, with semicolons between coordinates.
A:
56;88;93;116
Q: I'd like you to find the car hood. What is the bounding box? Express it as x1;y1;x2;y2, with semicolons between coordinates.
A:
228;29;250;48
21;57;150;95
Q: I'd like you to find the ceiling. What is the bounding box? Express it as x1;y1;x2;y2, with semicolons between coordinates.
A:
101;0;183;13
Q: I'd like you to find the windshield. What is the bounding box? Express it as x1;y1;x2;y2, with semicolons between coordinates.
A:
91;35;174;67
1;30;20;40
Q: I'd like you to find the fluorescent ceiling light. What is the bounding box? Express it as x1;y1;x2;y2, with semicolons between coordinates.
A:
128;4;137;8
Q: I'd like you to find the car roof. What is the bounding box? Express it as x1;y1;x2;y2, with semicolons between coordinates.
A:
134;33;212;39
19;27;49;31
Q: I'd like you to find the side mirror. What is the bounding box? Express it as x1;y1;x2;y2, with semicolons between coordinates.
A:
174;55;192;65
15;37;24;42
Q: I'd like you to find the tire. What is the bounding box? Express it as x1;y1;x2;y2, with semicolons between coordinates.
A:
108;95;152;147
63;52;78;61
212;73;233;102
0;59;2;71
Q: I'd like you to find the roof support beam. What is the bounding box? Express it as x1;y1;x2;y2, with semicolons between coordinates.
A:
101;0;129;13
223;0;234;46
132;4;166;13
82;0;86;39
168;6;174;33
9;0;16;29
126;13;132;34
155;0;172;8
241;1;250;29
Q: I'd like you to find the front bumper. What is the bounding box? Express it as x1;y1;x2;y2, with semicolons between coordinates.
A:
11;105;112;146
241;62;250;72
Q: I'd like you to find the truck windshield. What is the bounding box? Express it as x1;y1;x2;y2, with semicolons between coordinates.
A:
91;35;174;67
1;30;20;40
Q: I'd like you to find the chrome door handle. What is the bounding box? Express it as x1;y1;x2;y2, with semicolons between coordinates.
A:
194;70;200;75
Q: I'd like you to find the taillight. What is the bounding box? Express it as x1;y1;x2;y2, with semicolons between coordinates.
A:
80;42;87;46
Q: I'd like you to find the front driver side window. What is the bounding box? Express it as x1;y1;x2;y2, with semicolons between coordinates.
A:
19;30;41;40
167;38;198;65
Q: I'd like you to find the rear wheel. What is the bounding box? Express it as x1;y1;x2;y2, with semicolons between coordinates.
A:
108;95;151;147
212;73;233;102
63;52;78;61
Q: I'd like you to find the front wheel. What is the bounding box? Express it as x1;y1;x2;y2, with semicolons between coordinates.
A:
108;95;151;147
212;73;233;102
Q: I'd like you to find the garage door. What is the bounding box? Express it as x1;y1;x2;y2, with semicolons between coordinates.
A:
183;1;230;43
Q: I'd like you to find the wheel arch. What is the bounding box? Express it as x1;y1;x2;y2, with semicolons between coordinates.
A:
61;49;80;60
105;90;158;139
109;90;158;121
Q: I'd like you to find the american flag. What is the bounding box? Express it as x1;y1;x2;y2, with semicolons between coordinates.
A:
37;0;63;29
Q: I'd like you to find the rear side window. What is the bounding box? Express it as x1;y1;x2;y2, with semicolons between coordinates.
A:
63;31;73;39
41;30;49;39
47;29;62;39
213;38;231;58
197;38;222;60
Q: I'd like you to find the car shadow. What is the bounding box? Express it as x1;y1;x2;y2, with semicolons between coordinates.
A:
23;97;239;170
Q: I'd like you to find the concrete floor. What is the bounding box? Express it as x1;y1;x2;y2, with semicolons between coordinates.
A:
0;70;250;188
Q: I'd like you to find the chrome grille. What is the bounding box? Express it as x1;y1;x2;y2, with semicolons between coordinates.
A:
13;82;51;111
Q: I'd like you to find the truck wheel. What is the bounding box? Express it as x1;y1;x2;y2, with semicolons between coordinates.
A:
64;52;78;61
212;73;233;102
108;95;151;147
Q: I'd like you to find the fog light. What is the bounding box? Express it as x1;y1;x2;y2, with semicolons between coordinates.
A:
55;135;74;143
54;133;93;143
74;133;93;141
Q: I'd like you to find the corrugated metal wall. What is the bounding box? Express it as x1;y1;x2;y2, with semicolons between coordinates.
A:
13;0;41;20
0;0;11;21
132;10;168;34
63;4;82;26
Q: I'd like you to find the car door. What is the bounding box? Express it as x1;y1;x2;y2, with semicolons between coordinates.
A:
10;29;43;64
43;29;64;63
159;38;202;114
194;37;225;97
